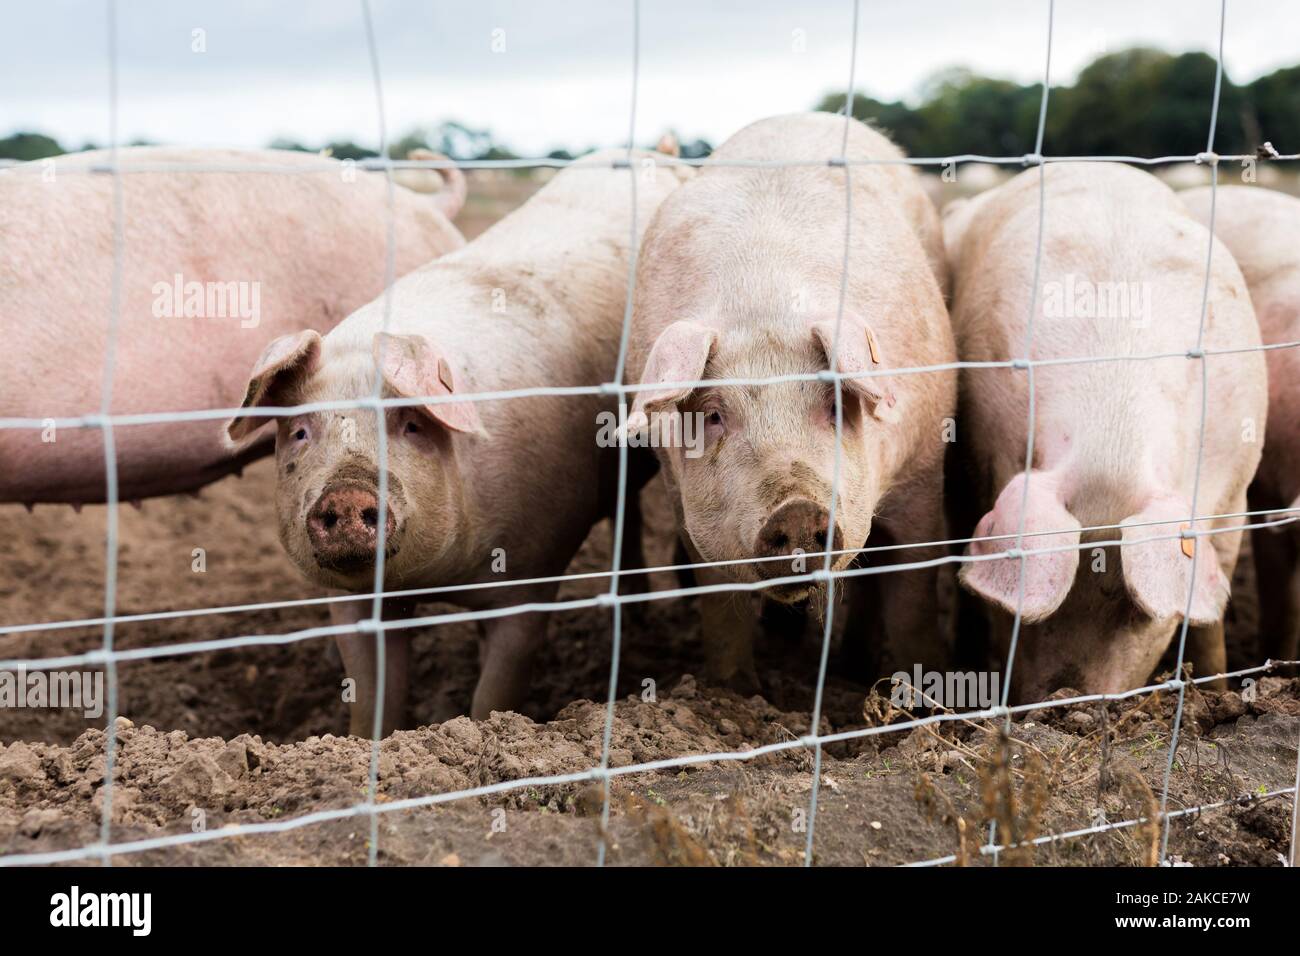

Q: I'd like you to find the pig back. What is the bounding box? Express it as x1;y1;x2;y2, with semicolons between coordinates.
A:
948;163;1265;522
1183;185;1300;510
0;147;464;503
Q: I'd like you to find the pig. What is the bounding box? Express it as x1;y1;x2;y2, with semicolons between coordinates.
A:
944;163;1267;703
0;146;465;506
1182;185;1300;665
626;112;957;692
225;149;692;734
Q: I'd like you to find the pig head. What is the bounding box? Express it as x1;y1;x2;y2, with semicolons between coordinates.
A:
225;328;484;591
960;469;1229;702
631;308;899;602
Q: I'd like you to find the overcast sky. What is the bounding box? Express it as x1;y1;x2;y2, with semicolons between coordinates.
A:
3;0;1295;155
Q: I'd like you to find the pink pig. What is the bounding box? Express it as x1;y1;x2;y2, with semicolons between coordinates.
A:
225;150;691;734
626;112;957;691
944;163;1267;702
1183;185;1300;666
0;146;465;506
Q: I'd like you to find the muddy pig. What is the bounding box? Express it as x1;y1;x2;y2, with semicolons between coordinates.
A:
225;150;691;734
944;163;1266;703
1183;185;1300;665
626;112;957;692
0;146;465;506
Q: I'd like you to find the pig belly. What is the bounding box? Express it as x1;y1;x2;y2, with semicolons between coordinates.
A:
0;420;272;505
0;147;464;506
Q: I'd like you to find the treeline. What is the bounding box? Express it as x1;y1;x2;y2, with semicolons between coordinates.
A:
3;47;1296;163
817;48;1298;158
0;119;712;165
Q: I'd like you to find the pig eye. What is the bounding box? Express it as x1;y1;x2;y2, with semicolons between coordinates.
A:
293;427;308;442
705;410;724;428
404;420;421;436
821;395;841;426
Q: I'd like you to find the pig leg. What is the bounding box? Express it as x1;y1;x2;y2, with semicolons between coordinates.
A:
472;608;549;719
615;486;649;595
673;537;697;590
1252;522;1300;668
695;563;759;694
333;597;413;738
1187;517;1246;690
945;438;992;672
840;571;886;681
1186;620;1226;689
869;466;951;679
612;449;659;596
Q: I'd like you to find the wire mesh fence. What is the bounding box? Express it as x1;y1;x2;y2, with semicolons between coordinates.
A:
0;0;1298;867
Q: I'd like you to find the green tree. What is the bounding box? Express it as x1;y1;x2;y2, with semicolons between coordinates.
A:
815;46;1263;160
323;141;378;161
0;131;64;161
1245;64;1300;152
1042;49;1246;156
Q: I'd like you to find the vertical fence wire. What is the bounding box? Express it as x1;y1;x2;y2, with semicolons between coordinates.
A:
360;0;400;868
986;0;1054;867
95;0;124;867
802;0;861;868
595;0;642;867
1156;0;1229;864
1291;730;1299;865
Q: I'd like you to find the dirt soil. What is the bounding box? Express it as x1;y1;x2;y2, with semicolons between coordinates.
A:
1;460;1296;867
0;171;1296;867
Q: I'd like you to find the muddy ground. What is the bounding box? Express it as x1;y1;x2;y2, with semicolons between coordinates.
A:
1;171;1297;867
1;459;1296;867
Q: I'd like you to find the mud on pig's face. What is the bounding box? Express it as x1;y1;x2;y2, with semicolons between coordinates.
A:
631;312;900;602
225;329;484;590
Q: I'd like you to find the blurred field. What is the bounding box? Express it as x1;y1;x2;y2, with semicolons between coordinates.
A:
456;170;546;240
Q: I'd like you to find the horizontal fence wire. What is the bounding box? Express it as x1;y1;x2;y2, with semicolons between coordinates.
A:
3;510;1298;674
4;340;1300;432
4;503;1297;640
1;0;1298;866
2;151;1299;174
0;657;1294;868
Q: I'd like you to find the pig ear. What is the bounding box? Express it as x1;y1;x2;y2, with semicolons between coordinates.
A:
1120;495;1228;625
628;321;716;436
373;332;484;435
225;330;322;445
809;312;898;422
959;471;1081;623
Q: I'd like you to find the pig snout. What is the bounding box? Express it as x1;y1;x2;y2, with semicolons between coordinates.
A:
306;482;398;571
754;498;842;580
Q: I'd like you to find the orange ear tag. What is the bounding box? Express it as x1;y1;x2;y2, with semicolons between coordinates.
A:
866;327;881;365
1180;523;1195;559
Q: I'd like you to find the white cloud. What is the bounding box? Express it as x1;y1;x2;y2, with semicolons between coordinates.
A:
1;0;1294;154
